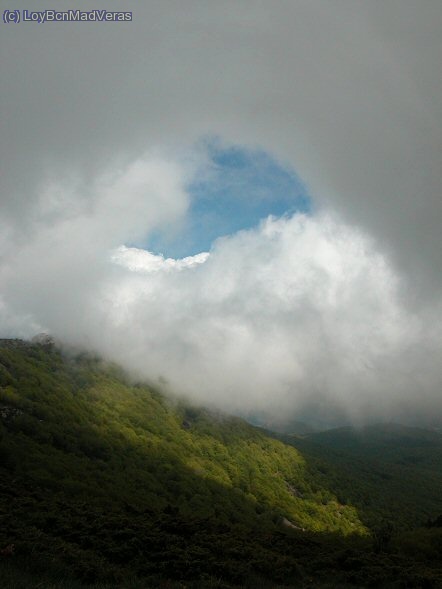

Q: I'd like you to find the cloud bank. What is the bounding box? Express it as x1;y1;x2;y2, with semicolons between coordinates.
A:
104;211;442;426
1;1;442;425
1;152;441;426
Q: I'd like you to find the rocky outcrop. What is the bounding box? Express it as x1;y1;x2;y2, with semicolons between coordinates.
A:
281;517;306;531
0;404;23;422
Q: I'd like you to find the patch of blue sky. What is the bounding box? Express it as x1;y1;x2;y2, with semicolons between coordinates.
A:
147;142;313;258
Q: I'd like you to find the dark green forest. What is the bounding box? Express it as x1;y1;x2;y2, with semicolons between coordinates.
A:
282;424;442;531
1;339;442;588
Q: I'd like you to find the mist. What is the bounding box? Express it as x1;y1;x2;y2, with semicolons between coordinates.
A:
1;1;442;426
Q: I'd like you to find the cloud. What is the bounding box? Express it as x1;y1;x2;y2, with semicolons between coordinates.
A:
1;2;442;425
100;212;442;426
111;246;209;273
2;1;442;293
0;154;190;339
3;151;441;426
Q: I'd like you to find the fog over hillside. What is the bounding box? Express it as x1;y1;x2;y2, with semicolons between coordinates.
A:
1;1;442;426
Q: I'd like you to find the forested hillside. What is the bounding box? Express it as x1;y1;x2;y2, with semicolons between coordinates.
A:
1;339;442;588
283;424;442;530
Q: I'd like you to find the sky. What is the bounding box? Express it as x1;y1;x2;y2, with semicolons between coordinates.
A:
1;1;442;427
146;140;311;258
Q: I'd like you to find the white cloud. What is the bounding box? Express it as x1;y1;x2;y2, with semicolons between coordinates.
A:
97;212;440;426
1;149;441;426
0;153;190;340
1;2;442;425
111;246;209;273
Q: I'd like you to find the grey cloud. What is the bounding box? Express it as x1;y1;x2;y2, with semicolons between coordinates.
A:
1;1;442;424
2;1;442;288
4;200;441;426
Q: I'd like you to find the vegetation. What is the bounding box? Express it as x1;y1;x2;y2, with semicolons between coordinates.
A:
1;338;442;587
282;424;442;530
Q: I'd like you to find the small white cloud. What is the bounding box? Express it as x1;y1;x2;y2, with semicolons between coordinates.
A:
111;245;209;273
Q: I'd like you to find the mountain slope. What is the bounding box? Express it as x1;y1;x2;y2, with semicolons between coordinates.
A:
0;339;364;534
0;338;369;586
1;338;442;587
283;424;442;530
